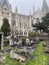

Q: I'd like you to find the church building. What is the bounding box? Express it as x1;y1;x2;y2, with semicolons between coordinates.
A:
0;0;49;36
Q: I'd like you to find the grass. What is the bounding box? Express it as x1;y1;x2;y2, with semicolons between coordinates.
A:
0;41;48;65
4;52;25;65
26;41;48;65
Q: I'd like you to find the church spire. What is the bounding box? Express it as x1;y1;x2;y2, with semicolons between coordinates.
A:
42;0;49;16
33;6;35;14
15;7;18;14
1;0;10;8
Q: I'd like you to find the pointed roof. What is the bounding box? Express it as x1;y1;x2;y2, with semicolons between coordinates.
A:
42;0;49;15
33;6;35;13
43;0;48;9
15;7;18;14
1;0;10;8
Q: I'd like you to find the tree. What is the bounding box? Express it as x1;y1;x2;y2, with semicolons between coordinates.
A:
33;13;49;34
1;18;10;36
33;22;45;32
42;13;49;33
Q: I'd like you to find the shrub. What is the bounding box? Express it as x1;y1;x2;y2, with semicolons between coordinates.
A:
22;38;26;46
3;39;9;47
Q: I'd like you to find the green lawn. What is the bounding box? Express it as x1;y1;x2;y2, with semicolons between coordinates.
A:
26;41;48;65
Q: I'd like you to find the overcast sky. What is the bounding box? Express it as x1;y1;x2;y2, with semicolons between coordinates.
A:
9;0;49;15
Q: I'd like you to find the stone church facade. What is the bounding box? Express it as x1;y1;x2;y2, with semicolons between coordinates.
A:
0;0;49;36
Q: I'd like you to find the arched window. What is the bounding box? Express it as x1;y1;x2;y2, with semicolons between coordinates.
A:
20;22;21;28
2;11;4;14
12;20;16;26
24;30;27;35
24;22;27;29
20;30;23;35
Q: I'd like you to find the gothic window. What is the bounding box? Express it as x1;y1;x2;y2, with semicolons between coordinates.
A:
27;23;29;29
20;31;23;35
24;31;27;35
7;12;9;15
12;20;16;26
2;11;4;14
24;23;27;29
20;22;21;28
7;12;9;17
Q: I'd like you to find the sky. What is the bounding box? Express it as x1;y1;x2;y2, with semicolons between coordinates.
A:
9;0;49;15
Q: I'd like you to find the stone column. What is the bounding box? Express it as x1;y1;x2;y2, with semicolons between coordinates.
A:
27;31;28;37
1;34;3;50
23;30;24;36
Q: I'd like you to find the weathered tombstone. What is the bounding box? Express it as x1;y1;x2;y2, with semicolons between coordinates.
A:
0;32;4;50
6;35;13;46
26;38;30;46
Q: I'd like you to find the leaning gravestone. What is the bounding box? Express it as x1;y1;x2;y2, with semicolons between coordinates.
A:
0;32;4;50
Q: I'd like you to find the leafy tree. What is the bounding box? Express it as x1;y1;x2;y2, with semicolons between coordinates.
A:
33;21;47;32
33;13;49;34
42;13;49;33
1;18;10;36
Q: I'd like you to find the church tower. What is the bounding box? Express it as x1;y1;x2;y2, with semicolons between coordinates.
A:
0;0;12;28
42;0;49;16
